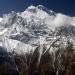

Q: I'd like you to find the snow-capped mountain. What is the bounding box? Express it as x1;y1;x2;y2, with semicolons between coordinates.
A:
0;5;75;54
1;5;75;75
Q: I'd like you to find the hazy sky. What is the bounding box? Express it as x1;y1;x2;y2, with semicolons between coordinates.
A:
0;0;75;17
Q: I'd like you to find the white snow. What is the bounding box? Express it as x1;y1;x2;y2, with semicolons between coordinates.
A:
1;37;35;55
27;5;36;10
21;5;75;31
0;17;3;22
0;28;8;35
0;5;75;55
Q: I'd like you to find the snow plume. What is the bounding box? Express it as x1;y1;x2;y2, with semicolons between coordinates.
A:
51;13;75;30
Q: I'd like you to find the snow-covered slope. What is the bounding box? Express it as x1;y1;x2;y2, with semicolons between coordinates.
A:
0;5;75;54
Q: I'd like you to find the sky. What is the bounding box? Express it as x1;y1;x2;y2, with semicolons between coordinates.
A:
0;0;75;17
